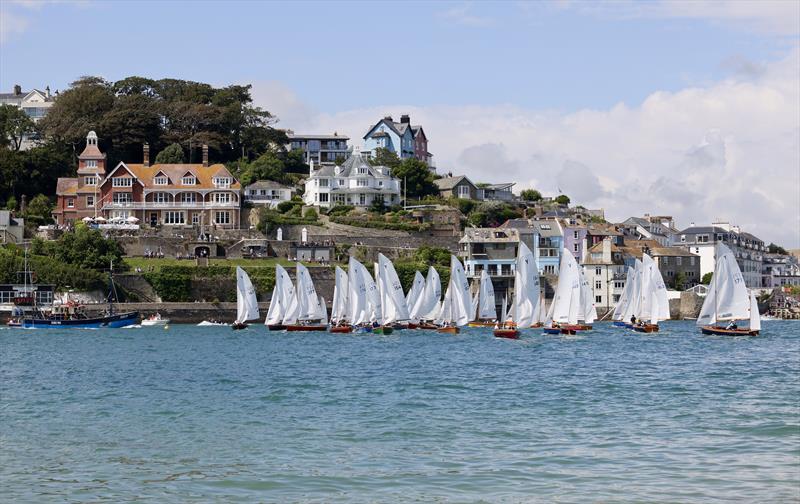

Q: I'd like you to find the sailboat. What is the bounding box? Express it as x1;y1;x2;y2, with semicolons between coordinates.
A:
576;265;597;330
374;253;411;334
265;264;294;330
405;271;425;327
329;266;352;333
436;255;472;334
468;270;498;327
285;263;328;331
347;257;382;334
232;266;260;330
495;241;539;339
411;266;442;329
543;250;582;335
631;253;670;333
612;266;636;327
697;244;761;336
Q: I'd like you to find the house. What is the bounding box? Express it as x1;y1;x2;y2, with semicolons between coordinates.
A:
302;147;401;209
620;215;679;246
243;181;294;208
434;176;481;200
561;217;588;263
0;211;25;243
674;222;765;288
619;239;701;289
363;114;432;166
585;222;623;247
582;238;627;312
460;227;522;308
762;254;800;288
0;84;56;149
479;183;515;202
287;132;349;165
499;218;561;275
409;205;462;237
54;132;242;229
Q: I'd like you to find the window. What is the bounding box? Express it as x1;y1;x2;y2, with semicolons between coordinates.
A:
574;243;579;252
84;176;97;186
214;211;230;225
213;193;231;204
318;178;329;187
676;256;682;266
86;196;94;207
154;175;168;185
458;185;470;198
595;281;602;289
67;199;74;208
192;213;200;225
333;194;346;204
113;193;132;204
181;175;196;185
595;267;601;275
357;179;368;187
358;167;367;175
573;231;579;239
698;234;709;243
113;177;133;187
86;160;97;168
164;211;185;225
690;257;695;266
155;192;168;204
595;295;602;303
182;193;196;203
359;194;366;205
613;295;620;303
319;193;329;203
213;177;231;188
338;179;344;187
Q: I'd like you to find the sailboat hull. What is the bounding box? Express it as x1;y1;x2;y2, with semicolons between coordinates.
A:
542;327;561;335
286;324;328;332
231;322;248;330
373;326;394;335
437;326;459;334
20;311;139;329
418;322;439;330
330;325;353;333
700;325;759;336
493;329;519;339
632;324;659;333
267;324;286;331
468;320;496;327
612;321;628;327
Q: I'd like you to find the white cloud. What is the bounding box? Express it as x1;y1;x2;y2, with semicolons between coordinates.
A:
253;47;800;247
438;2;495;27
1;1;89;44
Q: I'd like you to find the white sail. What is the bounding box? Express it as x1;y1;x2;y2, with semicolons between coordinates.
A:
636;254;656;322
500;295;508;324
749;290;761;331
477;269;497;320
435;285;452;325
378;253;410;324
513;241;540;328
235;266;260;323
317;295;328;325
296;263;324;322
578;265;597;324
535;296;546;324
697;243;750;325
613;266;635;321
471;289;479;320
648;256;671;321
544;292;555;326
622;260;642;323
448;255;473;326
552;251;581;324
347;257;380;325
412;266;442;321
282;290;300;325
266;264;293;325
331;266;349;323
406;271;425;309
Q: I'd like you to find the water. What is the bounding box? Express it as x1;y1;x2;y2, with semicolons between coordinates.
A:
1;321;798;503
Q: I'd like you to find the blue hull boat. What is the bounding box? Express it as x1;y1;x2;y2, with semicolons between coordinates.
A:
21;311;139;329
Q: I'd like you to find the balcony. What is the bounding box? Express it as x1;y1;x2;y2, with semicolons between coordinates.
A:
102;201;239;210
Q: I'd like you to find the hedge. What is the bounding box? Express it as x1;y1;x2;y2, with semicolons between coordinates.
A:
330;216;431;232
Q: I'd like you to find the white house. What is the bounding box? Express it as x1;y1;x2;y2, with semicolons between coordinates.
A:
302;148;401;208
243;180;294;208
0;85;56;149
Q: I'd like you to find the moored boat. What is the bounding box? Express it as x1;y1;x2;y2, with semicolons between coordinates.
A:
437;325;459;334
141;313;169;326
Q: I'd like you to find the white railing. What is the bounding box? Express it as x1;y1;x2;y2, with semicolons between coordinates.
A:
102;201;239;210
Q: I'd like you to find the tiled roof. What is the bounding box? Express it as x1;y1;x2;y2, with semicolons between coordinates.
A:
56;178;78;195
434;176;471;191
587;223;622;236
460;227;520;243
103;163;240;190
78;142;106;159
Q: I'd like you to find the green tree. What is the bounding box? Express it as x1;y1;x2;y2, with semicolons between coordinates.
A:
0;104;36;151
155;143;185;164
23;194;53;227
394;157;438;199
49;224;125;270
466;202;523;227
555;194;570;205
414;246;452;267
5;196;17;211
701;272;713;285
768;243;787;255
39;76;116;148
520;188;542;202
282;148;309;174
239;151;286;185
369;147;401;169
673;271;687;290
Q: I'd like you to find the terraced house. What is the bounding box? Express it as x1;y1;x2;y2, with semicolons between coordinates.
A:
54;132;241;229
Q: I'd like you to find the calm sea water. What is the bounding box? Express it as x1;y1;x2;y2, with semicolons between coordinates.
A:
1;321;798;503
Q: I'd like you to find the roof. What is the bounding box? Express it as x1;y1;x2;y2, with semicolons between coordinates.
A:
246;180;293;190
363;117;416;140
56;178;78;195
677;225;730;235
102;163;240;190
434;175;474;191
370;131;389;138
460;227;520;243
309;150;393;179
287;133;349;140
78;142;106;160
586;223;622;236
498;218;563;237
482;182;515;191
620;239;696;259
583;241;625;265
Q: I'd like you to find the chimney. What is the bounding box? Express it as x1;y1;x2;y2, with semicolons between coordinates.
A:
384;115;393;121
14;84;21;96
202;144;209;167
400;114;410;124
45;86;51;99
143;143;150;167
602;237;611;264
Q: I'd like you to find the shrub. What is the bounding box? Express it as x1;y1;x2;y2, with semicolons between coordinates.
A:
277;200;297;214
326;205;354;217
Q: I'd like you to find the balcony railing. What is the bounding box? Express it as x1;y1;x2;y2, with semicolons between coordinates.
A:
102;201;239;210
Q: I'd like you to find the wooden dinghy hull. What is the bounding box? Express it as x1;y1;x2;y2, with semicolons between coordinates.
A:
373;326;394;335
493;329;520;339
330;325;353;333
437;326;460;334
417;323;439;330
285;325;328;332
632;324;659;333
700;325;759;336
231;322;248;331
467;321;496;328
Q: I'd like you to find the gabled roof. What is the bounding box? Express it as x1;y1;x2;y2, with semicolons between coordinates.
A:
482;182;515;191
434;175;475;191
363;117;415;140
677;226;730;235
586;223;622;236
246;180;293;190
411;125;426;140
102;162;240;190
78;142;106;160
308;150;393;179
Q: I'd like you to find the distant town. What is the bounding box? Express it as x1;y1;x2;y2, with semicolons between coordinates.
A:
1;79;799;320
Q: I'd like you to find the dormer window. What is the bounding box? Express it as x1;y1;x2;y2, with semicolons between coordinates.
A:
358;167;367;175
181;175;196;185
213;177;231;188
154;175;168;185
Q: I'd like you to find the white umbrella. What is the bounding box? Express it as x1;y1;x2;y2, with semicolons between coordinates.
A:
126;216;140;223
94;216;107;222
81;216;94;222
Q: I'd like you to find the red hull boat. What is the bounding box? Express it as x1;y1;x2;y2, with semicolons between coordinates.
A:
285;324;328;332
493;328;520;339
330;325;353;333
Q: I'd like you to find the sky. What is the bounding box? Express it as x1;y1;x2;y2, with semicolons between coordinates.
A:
1;0;799;247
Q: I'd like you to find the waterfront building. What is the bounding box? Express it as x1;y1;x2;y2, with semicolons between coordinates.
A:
0;84;55;149
499;218;558;275
619;239;701;289
287;132;349;165
362;114;433;166
243;181;294;208
54;133;242;229
561;217;588;263
674;222;765;288
460;227;522;306
585;222;624;247
619;215;679;246
762;254;800;288
302;148;401;209
582;237;627;312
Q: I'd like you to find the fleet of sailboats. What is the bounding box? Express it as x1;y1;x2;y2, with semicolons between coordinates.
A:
223;241;764;338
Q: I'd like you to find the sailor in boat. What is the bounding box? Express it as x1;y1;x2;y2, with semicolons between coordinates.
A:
727;321;738;330
630;315;637;325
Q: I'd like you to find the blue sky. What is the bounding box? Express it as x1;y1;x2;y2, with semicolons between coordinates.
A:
2;1;799;246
